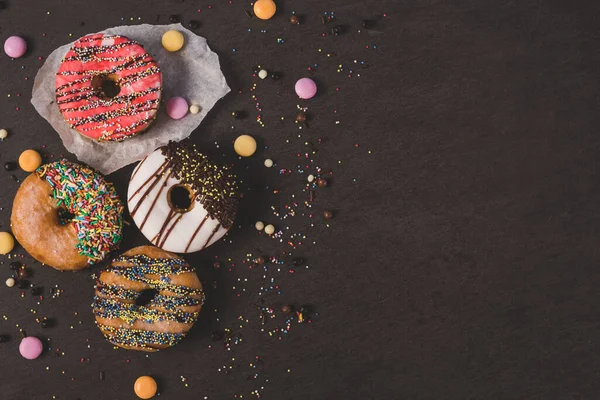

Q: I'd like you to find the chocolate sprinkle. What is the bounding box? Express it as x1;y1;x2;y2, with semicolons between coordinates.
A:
161;141;239;228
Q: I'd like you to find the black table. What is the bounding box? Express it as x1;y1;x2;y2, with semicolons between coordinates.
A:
0;0;598;399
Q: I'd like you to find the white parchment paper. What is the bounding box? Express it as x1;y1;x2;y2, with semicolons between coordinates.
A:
31;24;230;174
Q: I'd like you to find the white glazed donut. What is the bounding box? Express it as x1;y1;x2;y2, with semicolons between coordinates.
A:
128;141;239;253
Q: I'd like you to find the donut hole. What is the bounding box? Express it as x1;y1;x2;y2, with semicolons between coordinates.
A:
135;288;158;307
57;207;75;226
168;185;195;213
91;74;121;100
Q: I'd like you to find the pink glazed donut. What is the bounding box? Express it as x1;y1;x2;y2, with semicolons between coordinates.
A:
56;33;162;142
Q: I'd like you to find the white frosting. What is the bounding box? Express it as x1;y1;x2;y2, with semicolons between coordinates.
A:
128;149;229;253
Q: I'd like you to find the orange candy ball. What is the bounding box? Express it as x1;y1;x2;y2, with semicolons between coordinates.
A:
253;0;276;20
134;376;158;399
18;149;42;172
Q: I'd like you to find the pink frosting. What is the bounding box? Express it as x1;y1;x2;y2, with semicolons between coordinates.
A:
56;34;162;141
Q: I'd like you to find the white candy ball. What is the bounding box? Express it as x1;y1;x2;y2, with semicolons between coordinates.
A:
307;174;315;182
258;69;268;79
264;159;273;168
189;104;201;114
255;221;265;231
0;129;7;139
264;224;275;235
5;278;15;287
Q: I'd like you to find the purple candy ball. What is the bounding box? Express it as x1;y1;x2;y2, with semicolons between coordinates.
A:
19;336;43;360
295;78;317;100
4;36;27;58
166;97;189;120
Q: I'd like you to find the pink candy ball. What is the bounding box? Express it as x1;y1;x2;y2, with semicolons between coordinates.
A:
295;78;317;100
19;336;43;360
4;36;27;58
166;97;189;120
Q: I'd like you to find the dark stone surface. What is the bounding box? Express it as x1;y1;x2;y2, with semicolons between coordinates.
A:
0;0;599;399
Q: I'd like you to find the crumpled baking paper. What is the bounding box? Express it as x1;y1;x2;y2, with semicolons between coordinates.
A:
31;23;230;175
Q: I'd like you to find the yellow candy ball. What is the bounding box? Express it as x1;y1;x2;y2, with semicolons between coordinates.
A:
0;232;15;255
134;376;157;399
18;149;42;172
234;135;257;157
254;0;276;20
161;30;184;52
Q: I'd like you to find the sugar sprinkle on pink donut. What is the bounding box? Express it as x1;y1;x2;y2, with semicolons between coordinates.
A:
56;33;162;142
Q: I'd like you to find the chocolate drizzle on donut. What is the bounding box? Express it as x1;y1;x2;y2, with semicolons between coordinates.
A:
94;297;198;324
130;160;170;219
60;91;160;113
96;284;203;308
69;40;138;62
93;254;204;351
184;214;210;253
128;142;239;251
96;325;185;348
55;33;162;142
